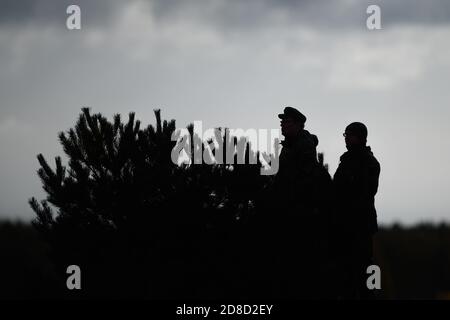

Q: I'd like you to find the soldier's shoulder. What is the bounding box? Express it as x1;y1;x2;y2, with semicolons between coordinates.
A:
339;150;350;162
366;148;380;170
298;130;318;148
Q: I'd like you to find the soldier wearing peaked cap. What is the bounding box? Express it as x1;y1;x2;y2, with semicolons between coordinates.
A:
268;106;333;298
276;107;320;210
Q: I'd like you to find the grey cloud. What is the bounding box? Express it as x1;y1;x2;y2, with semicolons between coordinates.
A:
1;0;450;31
1;0;450;224
0;0;121;28
147;0;450;33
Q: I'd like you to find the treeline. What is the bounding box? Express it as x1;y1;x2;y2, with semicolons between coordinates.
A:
374;223;450;299
1;221;449;299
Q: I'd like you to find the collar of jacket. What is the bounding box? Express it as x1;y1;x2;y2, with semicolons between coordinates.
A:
281;130;310;147
341;145;373;161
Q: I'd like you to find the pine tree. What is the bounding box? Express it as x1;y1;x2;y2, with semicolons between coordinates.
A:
30;108;269;298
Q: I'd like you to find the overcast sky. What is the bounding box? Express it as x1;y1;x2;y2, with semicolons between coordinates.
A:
1;0;450;225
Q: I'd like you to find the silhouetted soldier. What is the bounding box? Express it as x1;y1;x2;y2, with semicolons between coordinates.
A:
276;107;318;206
333;122;380;299
266;107;330;298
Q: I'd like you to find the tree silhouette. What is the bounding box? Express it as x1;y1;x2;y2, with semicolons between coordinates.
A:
30;108;273;298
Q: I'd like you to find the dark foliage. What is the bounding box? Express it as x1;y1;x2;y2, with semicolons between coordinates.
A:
2;221;450;299
29;108;274;298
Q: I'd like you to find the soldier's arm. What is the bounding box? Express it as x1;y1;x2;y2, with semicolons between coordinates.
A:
297;141;318;178
367;158;381;197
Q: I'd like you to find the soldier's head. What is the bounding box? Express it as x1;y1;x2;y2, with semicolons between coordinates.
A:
278;107;306;139
344;122;368;149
